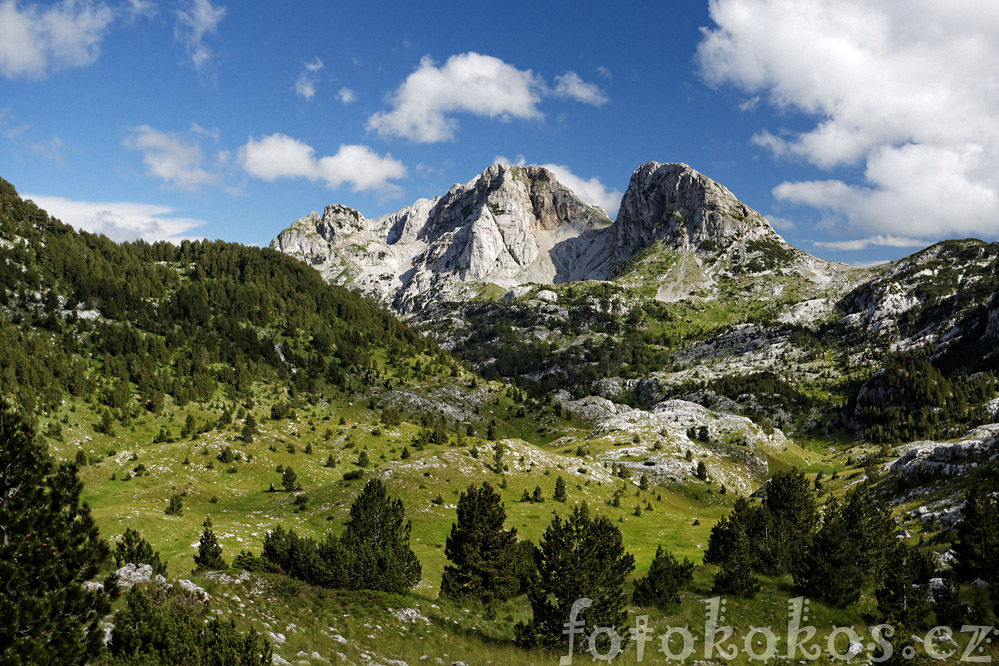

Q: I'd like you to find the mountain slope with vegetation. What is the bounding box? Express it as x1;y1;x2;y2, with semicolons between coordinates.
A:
3;170;998;665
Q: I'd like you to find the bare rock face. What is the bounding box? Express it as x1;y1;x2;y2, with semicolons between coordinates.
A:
613;161;776;254
271;164;613;312
271;161;804;313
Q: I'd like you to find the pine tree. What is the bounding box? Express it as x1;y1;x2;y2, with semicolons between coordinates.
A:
194;526;226;571
553;475;567;502
515;503;635;652
876;541;933;630
0;398;113;665
953;483;999;584
281;466;298;491
704;496;757;565
109;584;271;665
440;482;520;602
712;529;760;598
754;468;818;575
633;545;694;609
339;479;421;593
114;527;168;577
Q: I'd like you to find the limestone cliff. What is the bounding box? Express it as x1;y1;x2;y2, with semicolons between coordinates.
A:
271;161;839;314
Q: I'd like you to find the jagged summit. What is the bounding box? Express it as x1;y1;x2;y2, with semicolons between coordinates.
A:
271;161;836;313
616;161;778;250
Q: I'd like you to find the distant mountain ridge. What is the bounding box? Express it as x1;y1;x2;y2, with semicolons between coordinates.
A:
271;161;842;313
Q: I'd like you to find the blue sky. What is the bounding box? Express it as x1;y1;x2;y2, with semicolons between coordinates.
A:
1;1;997;266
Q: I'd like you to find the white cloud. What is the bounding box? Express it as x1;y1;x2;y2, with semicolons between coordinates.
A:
493;155;621;217
124;0;156;20
337;87;357;105
123;124;222;190
540;162;621;217
552;71;608;106
30;135;66;164
813;234;929;251
24;195;206;243
765;215;795;231
698;0;999;240
0;0;114;79
367;52;544;142
174;0;226;71
596;66;612;80
294;57;323;101
238;133;406;193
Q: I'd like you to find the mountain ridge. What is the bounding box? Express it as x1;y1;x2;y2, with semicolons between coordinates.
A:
271;161;847;314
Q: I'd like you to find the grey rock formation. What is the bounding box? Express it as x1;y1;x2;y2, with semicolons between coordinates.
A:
271;161;816;314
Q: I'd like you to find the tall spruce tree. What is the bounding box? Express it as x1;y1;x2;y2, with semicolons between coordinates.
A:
795;484;895;608
876;541;934;630
711;529;760;598
704;496;757;565
339;478;421;594
515;503;635;652
953;482;999;585
0;398;113;666
755;468;818;575
440;482;520;602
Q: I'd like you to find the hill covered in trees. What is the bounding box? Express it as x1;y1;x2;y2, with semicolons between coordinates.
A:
2;173;998;665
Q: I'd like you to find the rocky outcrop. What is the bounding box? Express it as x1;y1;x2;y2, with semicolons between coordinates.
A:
610;162;778;259
271;164;613;313
271;161;814;314
888;424;999;480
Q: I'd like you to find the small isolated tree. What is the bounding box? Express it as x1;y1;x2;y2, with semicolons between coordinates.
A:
240;415;257;443
515;503;635;652
633;545;694;609
694;460;708;480
553;475;567;502
194;525;226;571
532;485;544;503
165;492;184;516
115;528;168;577
0;398;113;666
339;479;421;594
440;482;520;602
281;466;297;492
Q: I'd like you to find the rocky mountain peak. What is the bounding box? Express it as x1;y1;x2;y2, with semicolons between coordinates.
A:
271;160;835;314
614;161;778;253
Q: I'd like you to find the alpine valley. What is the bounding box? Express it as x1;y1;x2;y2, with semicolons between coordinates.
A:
2;160;998;666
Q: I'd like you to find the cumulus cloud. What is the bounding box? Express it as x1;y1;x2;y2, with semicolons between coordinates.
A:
337;87;357;105
25;195;206;243
0;0;114;79
493;154;622;217
294;57;323;100
238;133;406;193
552;71;608;106
697;0;999;240
174;0;226;71
123;124;224;191
813;234;929;251
368;52;544;143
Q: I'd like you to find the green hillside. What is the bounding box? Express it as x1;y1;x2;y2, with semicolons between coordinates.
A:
2;176;997;666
